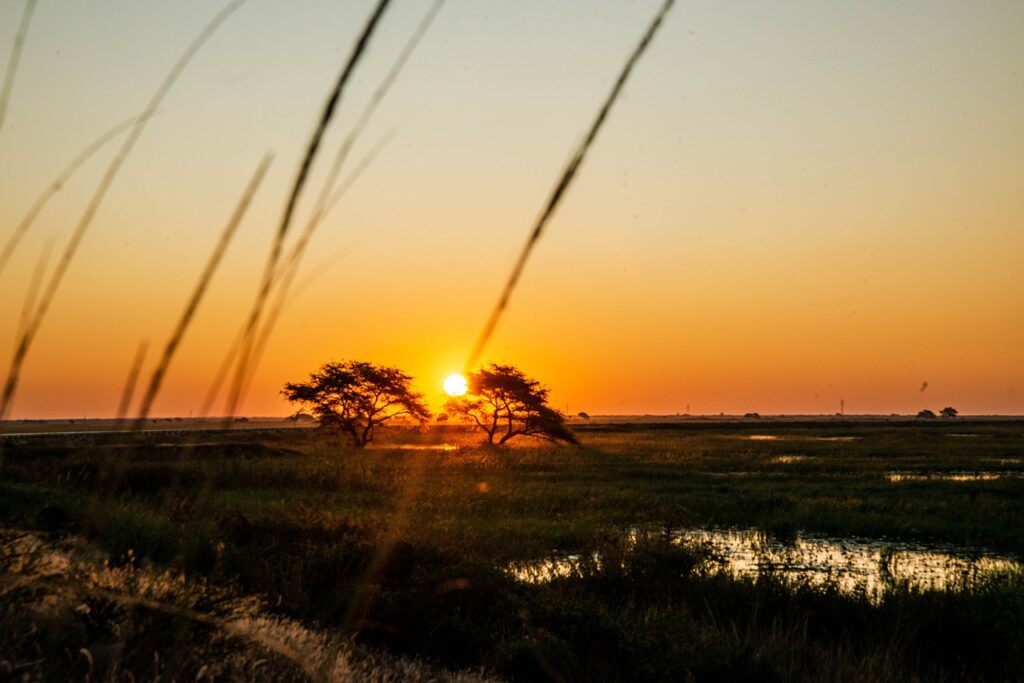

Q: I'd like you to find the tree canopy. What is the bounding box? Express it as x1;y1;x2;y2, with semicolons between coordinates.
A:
445;364;576;445
282;361;430;447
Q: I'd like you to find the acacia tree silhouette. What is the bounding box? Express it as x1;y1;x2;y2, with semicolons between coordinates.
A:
445;364;576;445
282;361;430;447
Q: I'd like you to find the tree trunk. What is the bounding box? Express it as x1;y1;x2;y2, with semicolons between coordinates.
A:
361;419;374;446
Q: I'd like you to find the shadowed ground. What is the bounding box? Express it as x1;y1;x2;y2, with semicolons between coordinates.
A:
2;420;1022;680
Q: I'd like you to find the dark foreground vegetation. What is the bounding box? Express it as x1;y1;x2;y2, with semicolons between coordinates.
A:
2;420;1023;681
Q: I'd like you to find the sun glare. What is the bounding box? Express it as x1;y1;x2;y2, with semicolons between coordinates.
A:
443;373;468;396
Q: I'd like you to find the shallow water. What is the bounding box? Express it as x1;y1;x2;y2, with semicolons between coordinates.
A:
887;471;1024;482
509;528;1021;601
368;444;459;452
744;435;859;442
770;455;813;464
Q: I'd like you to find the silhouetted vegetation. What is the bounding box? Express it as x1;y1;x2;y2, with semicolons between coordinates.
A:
283;360;430;447
445;364;576;445
1;421;1023;680
466;0;677;367
0;0;248;421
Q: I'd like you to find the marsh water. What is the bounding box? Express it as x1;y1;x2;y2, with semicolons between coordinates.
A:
887;471;1024;482
509;528;1021;601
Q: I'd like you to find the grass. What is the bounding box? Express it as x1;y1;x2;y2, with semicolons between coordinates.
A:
0;0;37;134
1;1;1016;678
0;0;248;421
2;421;1022;680
221;0;394;419
468;0;677;368
133;154;272;422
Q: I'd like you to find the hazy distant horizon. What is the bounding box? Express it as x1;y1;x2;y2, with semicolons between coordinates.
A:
4;412;1023;426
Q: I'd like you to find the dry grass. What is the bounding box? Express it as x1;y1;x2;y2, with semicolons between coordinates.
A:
467;0;677;369
1;528;497;682
115;341;149;422
0;114;143;281
134;154;273;423
0;0;248;421
0;0;37;134
223;0;395;420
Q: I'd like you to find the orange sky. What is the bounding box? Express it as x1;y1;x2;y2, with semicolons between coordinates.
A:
0;1;1022;418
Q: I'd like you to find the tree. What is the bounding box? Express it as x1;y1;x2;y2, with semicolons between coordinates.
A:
445;364;576;445
940;406;958;418
917;409;937;419
282;361;430;447
577;411;590;420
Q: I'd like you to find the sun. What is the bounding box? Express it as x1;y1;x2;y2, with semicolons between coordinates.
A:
443;373;468;396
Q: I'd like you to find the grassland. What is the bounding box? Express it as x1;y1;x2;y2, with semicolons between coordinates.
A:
2;419;1023;681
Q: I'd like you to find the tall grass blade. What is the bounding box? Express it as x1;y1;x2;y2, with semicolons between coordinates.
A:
306;0;445;226
211;2;441;414
227;1;442;413
261;0;443;314
14;238;52;343
0;0;37;134
115;340;148;423
134;154;272;424
237;134;393;405
208;131;390;418
0;0;247;421
466;0;676;370
288;244;358;304
199;327;243;418
223;0;393;419
0;115;142;283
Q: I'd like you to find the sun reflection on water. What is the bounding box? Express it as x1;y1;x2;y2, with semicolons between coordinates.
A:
887;471;1023;482
508;528;1022;602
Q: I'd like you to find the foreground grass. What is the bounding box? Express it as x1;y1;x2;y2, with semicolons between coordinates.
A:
1;420;1023;680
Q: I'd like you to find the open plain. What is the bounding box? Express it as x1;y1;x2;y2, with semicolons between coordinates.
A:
2;418;1022;681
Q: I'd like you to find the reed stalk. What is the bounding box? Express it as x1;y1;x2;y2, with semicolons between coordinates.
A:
134;154;272;424
0;115;142;282
466;0;677;370
222;0;394;420
115;340;148;423
0;0;247;421
0;0;37;134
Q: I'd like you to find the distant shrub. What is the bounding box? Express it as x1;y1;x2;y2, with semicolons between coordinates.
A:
917;409;937;419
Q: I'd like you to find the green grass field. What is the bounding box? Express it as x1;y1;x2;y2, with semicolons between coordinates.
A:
2;420;1023;680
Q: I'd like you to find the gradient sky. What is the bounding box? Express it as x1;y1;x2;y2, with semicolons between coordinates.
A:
1;0;1022;418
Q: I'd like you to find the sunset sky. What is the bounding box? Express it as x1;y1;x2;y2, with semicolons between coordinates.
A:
1;0;1022;418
